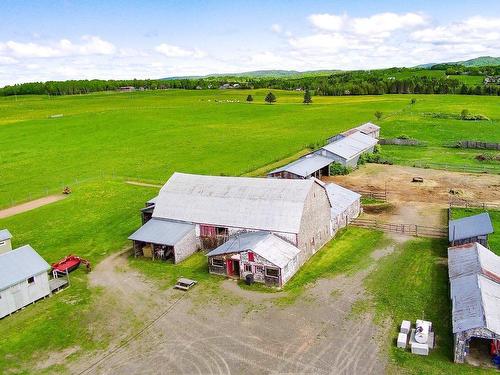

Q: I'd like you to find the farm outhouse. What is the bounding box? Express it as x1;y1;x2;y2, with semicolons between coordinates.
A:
0;229;12;254
449;212;494;247
317;131;378;168
267;153;334;179
325;183;362;234
129;218;196;263
448;242;500;363
206;231;301;287
132;173;333;266
0;245;51;319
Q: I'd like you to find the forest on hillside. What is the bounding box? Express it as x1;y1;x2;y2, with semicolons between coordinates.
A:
1;66;500;97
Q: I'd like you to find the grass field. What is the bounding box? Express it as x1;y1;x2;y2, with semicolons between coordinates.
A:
0;90;499;373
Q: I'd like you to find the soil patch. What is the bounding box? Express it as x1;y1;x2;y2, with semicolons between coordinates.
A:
0;194;66;219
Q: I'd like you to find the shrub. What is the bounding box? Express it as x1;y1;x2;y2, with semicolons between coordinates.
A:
246;94;253;102
358;152;393;165
329;162;351;175
397;134;411;140
265;92;276;104
374;111;383;120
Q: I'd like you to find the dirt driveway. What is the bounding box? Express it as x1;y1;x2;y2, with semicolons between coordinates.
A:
68;241;399;375
324;164;500;226
0;194;66;219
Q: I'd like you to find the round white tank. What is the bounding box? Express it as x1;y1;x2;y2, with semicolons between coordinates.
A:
415;321;430;344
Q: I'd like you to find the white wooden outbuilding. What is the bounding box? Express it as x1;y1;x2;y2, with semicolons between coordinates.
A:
0;245;51;319
0;229;12;254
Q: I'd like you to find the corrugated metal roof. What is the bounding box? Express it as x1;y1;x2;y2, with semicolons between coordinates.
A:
325;183;361;219
0;245;50;291
449;212;494;241
448;242;500;281
0;229;12;242
128;218;194;246
356;122;380;135
450;274;486;333
322;131;378;160
206;231;300;268
269;153;334;178
153;173;320;234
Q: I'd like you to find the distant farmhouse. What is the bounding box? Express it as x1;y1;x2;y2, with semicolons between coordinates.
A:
129;173;361;287
449;212;494;248
448;242;500;363
268;122;380;179
118;86;135;92
484;76;500;85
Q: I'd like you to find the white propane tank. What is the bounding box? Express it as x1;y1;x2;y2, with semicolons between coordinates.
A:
415;320;430;344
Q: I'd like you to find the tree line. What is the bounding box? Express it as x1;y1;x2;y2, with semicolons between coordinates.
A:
1;68;500;97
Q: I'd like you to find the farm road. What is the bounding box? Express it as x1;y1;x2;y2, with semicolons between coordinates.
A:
0;194;66;219
69;242;399;374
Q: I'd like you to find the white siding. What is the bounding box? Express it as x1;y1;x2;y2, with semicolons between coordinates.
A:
0;239;12;254
0;272;50;318
173;228;198;263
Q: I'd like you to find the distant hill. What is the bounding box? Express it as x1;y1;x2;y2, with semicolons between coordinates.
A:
163;69;338;80
417;56;500;68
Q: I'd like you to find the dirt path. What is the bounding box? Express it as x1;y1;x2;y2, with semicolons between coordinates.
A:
67;239;401;375
0;194;66;219
125;181;162;188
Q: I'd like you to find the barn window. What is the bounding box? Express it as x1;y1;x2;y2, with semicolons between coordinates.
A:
216;227;228;236
248;252;254;262
265;268;279;278
211;258;224;267
244;264;252;273
255;266;264;274
0;241;5;246
27;276;35;284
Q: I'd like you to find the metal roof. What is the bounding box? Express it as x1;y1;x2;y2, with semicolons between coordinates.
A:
146;196;158;205
448;242;500;282
206;231;300;268
356;122;380;135
449;212;494;241
322;131;378;160
153;173;323;234
450;274;500;334
128;218;194;246
325;183;361;219
0;229;12;242
0;245;51;291
269;153;334;178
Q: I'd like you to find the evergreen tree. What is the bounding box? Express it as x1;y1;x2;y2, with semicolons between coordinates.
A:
303;89;312;104
264;91;276;104
246;94;253;102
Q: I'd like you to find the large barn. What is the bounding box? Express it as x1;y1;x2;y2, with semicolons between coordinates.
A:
130;173;333;265
448;242;500;363
0;245;51;319
316;131;378;168
325;183;362;234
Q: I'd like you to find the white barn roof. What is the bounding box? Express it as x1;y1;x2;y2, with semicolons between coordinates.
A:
206;231;300;268
0;229;12;242
128;219;194;246
448;242;500;282
322;131;378;160
450;274;500;334
0;245;50;291
153;173;324;234
269;153;334;178
449;212;494;241
356;122;380;135
325;183;361;219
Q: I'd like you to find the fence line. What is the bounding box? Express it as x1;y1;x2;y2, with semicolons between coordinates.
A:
410;161;499;175
355;189;387;201
449;199;500;211
352;218;447;238
453;140;500;150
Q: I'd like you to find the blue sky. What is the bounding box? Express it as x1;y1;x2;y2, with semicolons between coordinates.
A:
1;0;500;85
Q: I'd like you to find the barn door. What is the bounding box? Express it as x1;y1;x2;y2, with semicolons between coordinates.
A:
226;259;233;275
12;289;24;310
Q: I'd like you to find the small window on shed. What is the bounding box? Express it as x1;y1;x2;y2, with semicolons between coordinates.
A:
211;258;224;267
265;268;279;278
27;276;35;285
0;241;5;246
244;264;252;273
248;252;254;262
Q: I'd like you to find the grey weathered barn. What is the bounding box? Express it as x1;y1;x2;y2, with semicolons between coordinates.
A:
0;245;51;319
0;229;12;255
206;231;301;287
130;173;333;266
448;242;500;363
317;131;378;168
325;183;362;234
449;212;494;247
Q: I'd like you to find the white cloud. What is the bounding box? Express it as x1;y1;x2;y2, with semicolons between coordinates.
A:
155;43;206;58
308;14;346;32
0;36;115;58
271;24;283;33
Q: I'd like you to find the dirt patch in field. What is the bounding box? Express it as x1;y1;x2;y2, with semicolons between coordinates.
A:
125;180;162;188
68;239;401;375
0;194;66;219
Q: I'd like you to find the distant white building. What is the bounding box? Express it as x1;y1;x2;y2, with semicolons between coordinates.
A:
0;245;51;319
0;229;12;254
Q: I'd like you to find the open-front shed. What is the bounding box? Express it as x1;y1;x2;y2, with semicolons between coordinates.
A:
207;231;300;287
449;212;494;248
